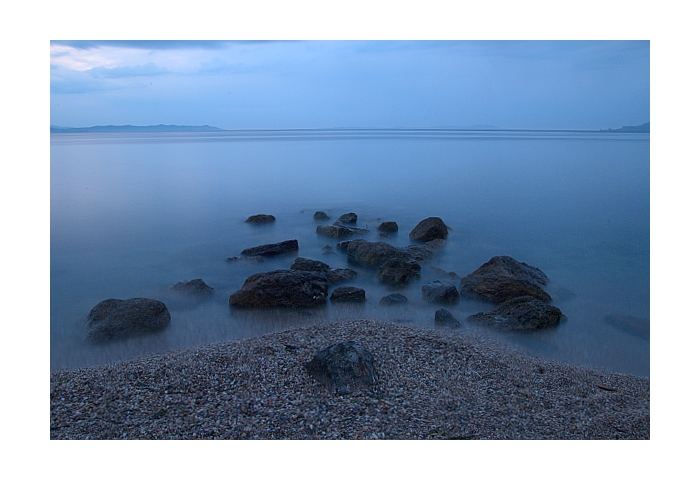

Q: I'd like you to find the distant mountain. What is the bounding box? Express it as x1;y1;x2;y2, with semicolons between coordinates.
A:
50;124;223;133
602;122;650;133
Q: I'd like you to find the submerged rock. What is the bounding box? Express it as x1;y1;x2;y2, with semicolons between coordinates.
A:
305;341;379;395
290;257;357;284
422;281;459;304
336;212;358;224
345;239;433;268
604;313;650;340
379;293;408;306
466;296;564;331
377;258;421;286
409;217;448;243
171;278;214;295
229;270;329;308
313;211;331;221
316;225;369;239
87;298;171;342
459;255;551;303
245;214;276;224
435;308;461;329
377;221;398;233
330;286;366;303
241;239;299;257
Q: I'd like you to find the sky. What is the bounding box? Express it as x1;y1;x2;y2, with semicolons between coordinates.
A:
50;40;649;131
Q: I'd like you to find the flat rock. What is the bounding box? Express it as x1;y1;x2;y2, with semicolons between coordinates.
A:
245;214;276;224
379;293;408;306
435;308;461;329
330;286;366;303
466;296;564;330
87;298;171;342
316;225;369;239
305;341;379;395
422;281;459;304
459;255;551;303
377;258;421;286
409;217;448;242
229;270;329;308
241;239;299;257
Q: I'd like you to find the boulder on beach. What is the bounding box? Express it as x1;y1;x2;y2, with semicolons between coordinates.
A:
229;270;329;308
316;225;369;239
344;239;433;268
409;217;448;243
435;308;461;329
330;286;366;303
241;239;299;257
377;221;398;233
379;293;408;306
305;341;379;395
459;255;551;303
466;295;564;331
87;298;171;342
377;258;421;286
245;214;276;224
336;213;358;224
313;211;331;221
422;281;459;304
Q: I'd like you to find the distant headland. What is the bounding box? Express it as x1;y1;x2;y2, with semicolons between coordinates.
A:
50;124;223;133
601;122;650;133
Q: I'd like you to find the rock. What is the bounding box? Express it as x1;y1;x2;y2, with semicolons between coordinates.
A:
290;257;331;272
377;221;398;233
313;211;330;221
241;239;299;257
425;239;447;250
459;256;551;303
435;308;461;329
466;296;564;330
305;341;379;394
604;313;650;340
422;281;459;304
316;225;369;239
429;266;460;281
321;245;334;254
229;270;329;308
336;212;358;224
330;286;366;303
245;214;276;224
290;257;357;284
345;239;433;268
325;268;358;284
377;258;421;286
379;293;408;306
87;298;171;342
171;278;214;295
409;217;448;242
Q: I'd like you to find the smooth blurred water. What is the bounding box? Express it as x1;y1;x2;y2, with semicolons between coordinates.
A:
50;129;650;376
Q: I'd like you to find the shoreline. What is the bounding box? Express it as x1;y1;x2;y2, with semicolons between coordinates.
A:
50;319;649;440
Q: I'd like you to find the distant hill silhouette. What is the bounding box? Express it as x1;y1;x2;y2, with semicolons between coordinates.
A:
602;122;649;133
50;124;223;133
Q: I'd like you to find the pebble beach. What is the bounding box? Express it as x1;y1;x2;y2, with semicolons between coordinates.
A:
50;319;649;440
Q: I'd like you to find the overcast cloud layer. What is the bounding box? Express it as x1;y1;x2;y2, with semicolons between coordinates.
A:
50;40;649;130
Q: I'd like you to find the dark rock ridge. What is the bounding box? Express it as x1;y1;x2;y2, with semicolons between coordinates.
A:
305;341;379;395
377;258;421;286
245;214;276;224
459;255;551;303
435;308;461;329
422;281;459;304
409;217;448;243
241;239;299;257
316;225;369;239
466;296;564;330
330;286;366;303
229;270;329;308
87;298;171;342
171;278;214;295
313;211;330;221
336;212;358;224
290;257;357;284
379;293;408;306
344;239;433;267
377;221;398;233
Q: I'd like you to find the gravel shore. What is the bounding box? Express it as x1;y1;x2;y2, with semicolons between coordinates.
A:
50;319;650;440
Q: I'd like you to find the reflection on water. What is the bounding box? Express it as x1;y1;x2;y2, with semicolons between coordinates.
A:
51;130;650;376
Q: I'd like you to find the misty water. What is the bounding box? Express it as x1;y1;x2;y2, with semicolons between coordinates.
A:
50;129;650;377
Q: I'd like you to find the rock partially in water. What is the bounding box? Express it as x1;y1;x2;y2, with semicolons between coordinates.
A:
466;296;564;331
377;258;421;286
229;270;329;308
435;308;461;329
316;225;369;239
409;217;448;243
171;278;214;295
290;257;357;284
241;239;299;257
313;211;331;221
87;298;171;342
345;239;433;268
379;293;408;306
245;214;276;224
459;255;551;303
377;221;398;233
305;341;379;395
336;212;358;224
321;245;334;254
330;286;366;303
604;313;650;340
422;281;459;304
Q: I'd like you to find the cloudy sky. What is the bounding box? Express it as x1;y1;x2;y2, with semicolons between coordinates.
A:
50;40;648;131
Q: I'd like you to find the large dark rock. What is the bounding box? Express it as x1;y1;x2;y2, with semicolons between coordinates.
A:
377;221;398;233
229;270;328;308
316;225;369;239
330;286;366;303
345;239;433;268
435;308;461;329
409;217;448;243
466;296;564;331
171;278;214;295
422;281;459;304
87;298;171;342
336;212;358;224
459;256;551;303
313;211;330;221
377;258;421;286
379;293;408;306
305;341;378;395
241;239;299;257
290;257;357;284
245;214;276;224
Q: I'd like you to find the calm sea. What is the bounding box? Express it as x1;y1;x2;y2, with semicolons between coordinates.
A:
50;129;650;376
